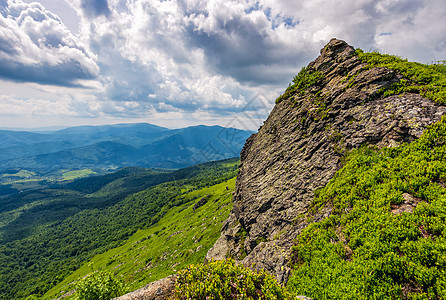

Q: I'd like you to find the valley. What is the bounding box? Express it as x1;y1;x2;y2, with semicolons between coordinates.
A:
0;39;445;300
0;123;252;196
0;158;239;299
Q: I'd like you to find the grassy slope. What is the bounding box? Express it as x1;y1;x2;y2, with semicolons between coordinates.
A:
287;118;446;299
285;52;446;299
173;51;446;300
355;49;446;104
0;159;238;299
46;177;235;299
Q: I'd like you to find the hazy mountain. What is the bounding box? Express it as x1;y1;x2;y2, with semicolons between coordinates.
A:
1;40;446;300
0;123;252;171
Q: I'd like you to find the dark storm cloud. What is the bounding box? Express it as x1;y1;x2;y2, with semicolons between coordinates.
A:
80;0;111;18
0;58;96;87
0;0;99;86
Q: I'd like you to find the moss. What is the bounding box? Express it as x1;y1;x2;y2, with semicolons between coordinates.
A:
355;49;446;104
276;67;324;104
235;223;248;259
255;236;267;245
287;116;446;299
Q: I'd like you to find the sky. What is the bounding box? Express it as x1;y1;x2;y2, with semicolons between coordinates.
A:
0;0;445;130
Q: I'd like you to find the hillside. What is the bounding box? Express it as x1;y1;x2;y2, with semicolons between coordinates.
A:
204;39;446;299
0;123;252;172
45;178;235;299
1;39;445;300
0;158;238;299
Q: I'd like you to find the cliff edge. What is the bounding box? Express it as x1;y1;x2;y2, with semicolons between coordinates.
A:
206;38;445;283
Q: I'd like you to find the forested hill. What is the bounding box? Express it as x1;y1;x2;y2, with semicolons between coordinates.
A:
0;123;252;171
2;38;446;300
0;158;238;299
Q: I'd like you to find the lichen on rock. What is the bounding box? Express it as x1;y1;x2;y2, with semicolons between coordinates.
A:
206;38;445;283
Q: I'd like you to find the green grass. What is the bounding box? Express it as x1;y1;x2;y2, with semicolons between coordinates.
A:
62;169;96;181
276;67;324;104
0;159;238;299
287;117;446;299
1;170;36;178
45;177;235;299
355;49;446;104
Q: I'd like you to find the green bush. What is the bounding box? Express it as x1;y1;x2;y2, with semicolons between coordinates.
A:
74;270;126;300
174;259;289;299
355;49;446;104
276;67;324;104
287;117;446;299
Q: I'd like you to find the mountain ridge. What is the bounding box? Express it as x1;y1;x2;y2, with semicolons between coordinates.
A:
0;123;253;171
206;38;446;286
1;39;445;299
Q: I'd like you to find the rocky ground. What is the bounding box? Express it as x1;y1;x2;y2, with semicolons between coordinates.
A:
206;38;446;283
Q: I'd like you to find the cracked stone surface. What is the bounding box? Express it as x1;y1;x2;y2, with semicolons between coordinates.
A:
112;275;176;300
206;38;445;283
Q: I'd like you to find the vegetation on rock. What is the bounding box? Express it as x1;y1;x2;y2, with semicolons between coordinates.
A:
174;259;289;300
287;117;446;299
355;49;446;104
209;39;446;300
212;38;445;287
276;67;324;104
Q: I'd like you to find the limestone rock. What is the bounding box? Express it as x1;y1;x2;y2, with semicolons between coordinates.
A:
112;275;176;300
206;38;445;283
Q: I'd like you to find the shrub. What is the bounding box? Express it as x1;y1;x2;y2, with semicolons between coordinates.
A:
287;117;446;299
74;270;126;300
355;49;446;104
174;259;289;299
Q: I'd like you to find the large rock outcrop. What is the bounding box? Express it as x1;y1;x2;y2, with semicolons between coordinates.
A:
206;38;446;283
112;275;176;300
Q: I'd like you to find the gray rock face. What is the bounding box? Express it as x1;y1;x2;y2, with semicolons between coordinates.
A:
112;275;176;300
206;38;445;283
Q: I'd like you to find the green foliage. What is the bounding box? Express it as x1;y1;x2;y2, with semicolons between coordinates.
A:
355;48;446;104
276;67;324;104
287;117;446;299
174;259;289;300
0;158;238;299
62;169;96;181
74;270;126;300
46;177;235;299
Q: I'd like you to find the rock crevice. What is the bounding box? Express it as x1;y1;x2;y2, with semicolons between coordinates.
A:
206;38;445;283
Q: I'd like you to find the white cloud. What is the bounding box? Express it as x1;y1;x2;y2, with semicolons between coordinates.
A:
0;0;99;86
1;0;445;129
0;94;77;116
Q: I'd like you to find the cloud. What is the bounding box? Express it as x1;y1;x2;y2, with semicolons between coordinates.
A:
70;0;306;119
80;0;111;18
1;0;445;129
76;0;445;110
0;0;99;86
0;94;77;116
256;0;445;62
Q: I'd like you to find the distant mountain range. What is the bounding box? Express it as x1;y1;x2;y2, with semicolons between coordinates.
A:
0;123;253;171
